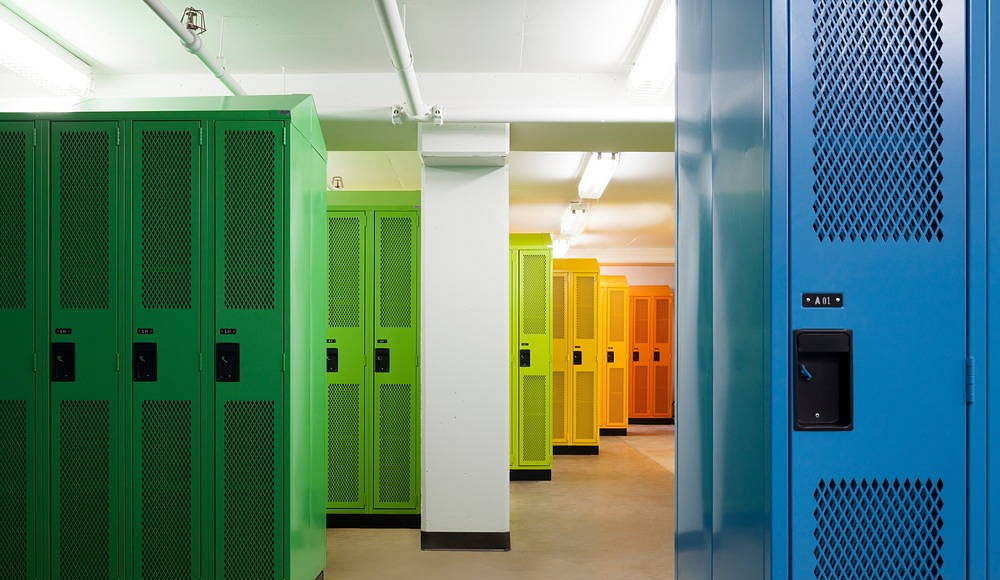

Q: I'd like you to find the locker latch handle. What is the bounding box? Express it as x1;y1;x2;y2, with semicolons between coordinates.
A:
606;351;615;363
327;347;339;373
133;342;158;382
216;343;240;382
572;350;583;365
632;351;639;362
519;349;531;368
653;351;661;362
375;348;390;373
52;342;75;382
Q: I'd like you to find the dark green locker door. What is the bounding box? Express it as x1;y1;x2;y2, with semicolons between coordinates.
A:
516;250;551;467
372;211;419;510
326;211;368;510
0;122;37;579
50;121;123;579
213;121;284;579
129;122;202;579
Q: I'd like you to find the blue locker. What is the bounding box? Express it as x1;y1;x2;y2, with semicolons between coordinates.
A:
676;0;993;578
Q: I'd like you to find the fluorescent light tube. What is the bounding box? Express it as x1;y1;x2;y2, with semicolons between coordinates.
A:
560;201;589;237
0;4;92;97
552;237;573;259
628;0;676;96
578;152;621;200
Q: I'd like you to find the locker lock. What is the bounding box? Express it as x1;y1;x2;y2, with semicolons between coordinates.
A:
327;347;339;373
793;330;853;431
519;349;531;368
653;350;661;362
216;343;240;382
572;350;583;365
52;342;76;382
374;348;390;373
632;351;639;362
606;351;615;363
133;342;158;382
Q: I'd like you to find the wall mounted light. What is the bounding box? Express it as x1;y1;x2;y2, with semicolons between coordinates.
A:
560;201;589;237
578;152;621;200
0;3;92;97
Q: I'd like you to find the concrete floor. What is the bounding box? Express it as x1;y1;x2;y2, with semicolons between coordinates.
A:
325;425;675;580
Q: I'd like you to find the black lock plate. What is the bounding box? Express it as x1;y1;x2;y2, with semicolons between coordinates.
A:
52;342;75;382
653;351;661;362
375;348;390;373
133;342;157;382
794;330;853;430
327;347;339;373
606;351;615;363
216;343;240;382
632;351;639;362
519;349;531;367
572;350;583;365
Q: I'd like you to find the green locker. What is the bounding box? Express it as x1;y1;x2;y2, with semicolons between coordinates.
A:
0;95;328;580
509;234;553;480
326;192;420;519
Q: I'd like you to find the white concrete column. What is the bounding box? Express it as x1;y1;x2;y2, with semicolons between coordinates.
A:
419;123;511;549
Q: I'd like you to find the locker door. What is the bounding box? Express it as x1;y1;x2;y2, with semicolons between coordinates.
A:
630;296;651;417
129;122;202;579
372;211;419;510
651;295;672;418
0;122;37;579
50;122;123;579
789;0;966;577
606;287;628;428
509;249;519;466
571;272;598;445
551;272;569;444
213;121;284;579
326;211;368;510
516;250;551;466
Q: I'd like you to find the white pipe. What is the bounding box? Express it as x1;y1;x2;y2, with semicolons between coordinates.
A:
371;0;433;120
141;0;246;96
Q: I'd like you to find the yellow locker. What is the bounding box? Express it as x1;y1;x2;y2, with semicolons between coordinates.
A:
598;276;630;434
552;259;600;454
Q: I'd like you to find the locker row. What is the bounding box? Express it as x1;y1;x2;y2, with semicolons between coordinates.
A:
509;234;674;479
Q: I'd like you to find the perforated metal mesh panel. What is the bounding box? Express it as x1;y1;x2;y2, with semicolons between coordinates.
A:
378;217;413;328
140;130;193;310
521;254;548;335
635;298;649;344
813;478;945;579
223;130;277;310
633;366;649;414
328;216;362;328
0;131;27;310
553;276;566;340
574;371;595;440
655;299;670;343
223;401;276;579
59;400;111;578
608;368;625;425
377;384;412;504
609;290;626;342
328;384;362;504
552;371;566;440
654;366;671;415
58;131;111;310
521;375;548;462
811;0;945;243
140;401;192;579
0;401;27;578
575;275;596;340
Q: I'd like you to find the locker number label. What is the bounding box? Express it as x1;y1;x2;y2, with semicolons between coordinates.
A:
137;328;154;335
219;328;238;335
802;293;843;308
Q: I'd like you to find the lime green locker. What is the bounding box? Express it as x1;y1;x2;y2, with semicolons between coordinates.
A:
509;234;553;480
327;200;420;519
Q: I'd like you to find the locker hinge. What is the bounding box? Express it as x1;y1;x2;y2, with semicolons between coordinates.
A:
281;353;288;373
283;126;288;146
32;352;37;373
198;352;204;373
32;127;37;148
966;357;976;404
198;126;204;146
115;352;121;372
115;126;121;147
417;353;420;368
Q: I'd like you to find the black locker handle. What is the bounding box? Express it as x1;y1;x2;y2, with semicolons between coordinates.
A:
519;349;531;368
793;330;853;431
327;347;339;373
52;342;75;382
632;351;639;362
653;350;661;362
216;343;240;382
133;342;158;382
606;351;615;363
572;350;583;365
375;348;390;373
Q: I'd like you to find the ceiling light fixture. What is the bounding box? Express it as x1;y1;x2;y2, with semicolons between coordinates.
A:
578;152;621;200
560;201;589;237
552;237;573;259
0;3;92;97
628;0;676;96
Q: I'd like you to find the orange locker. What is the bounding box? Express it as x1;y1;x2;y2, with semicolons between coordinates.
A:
629;285;674;423
598;276;629;435
552;259;600;454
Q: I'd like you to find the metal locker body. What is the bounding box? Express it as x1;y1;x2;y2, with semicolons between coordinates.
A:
551;271;570;445
598;276;629;431
553;259;600;449
629;285;673;421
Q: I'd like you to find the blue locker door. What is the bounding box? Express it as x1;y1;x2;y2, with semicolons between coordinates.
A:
788;0;966;578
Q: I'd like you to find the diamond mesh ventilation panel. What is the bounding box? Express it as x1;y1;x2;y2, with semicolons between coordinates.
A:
609;290;626;343
521;255;548;335
811;0;945;243
655;299;670;343
574;371;595;440
140;130;193;310
59;131;111;310
521;375;548;462
223;401;276;579
328;216;362;328
552;371;566;440
633;365;649;414
0;131;27;310
654;366;671;415
140;401;193;579
328;384;361;504
813;478;944;579
379;217;413;329
608;368;625;425
635;298;649;344
553;276;566;340
0;401;27;578
59;400;111;578
223;130;276;310
377;384;412;503
575;276;596;340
